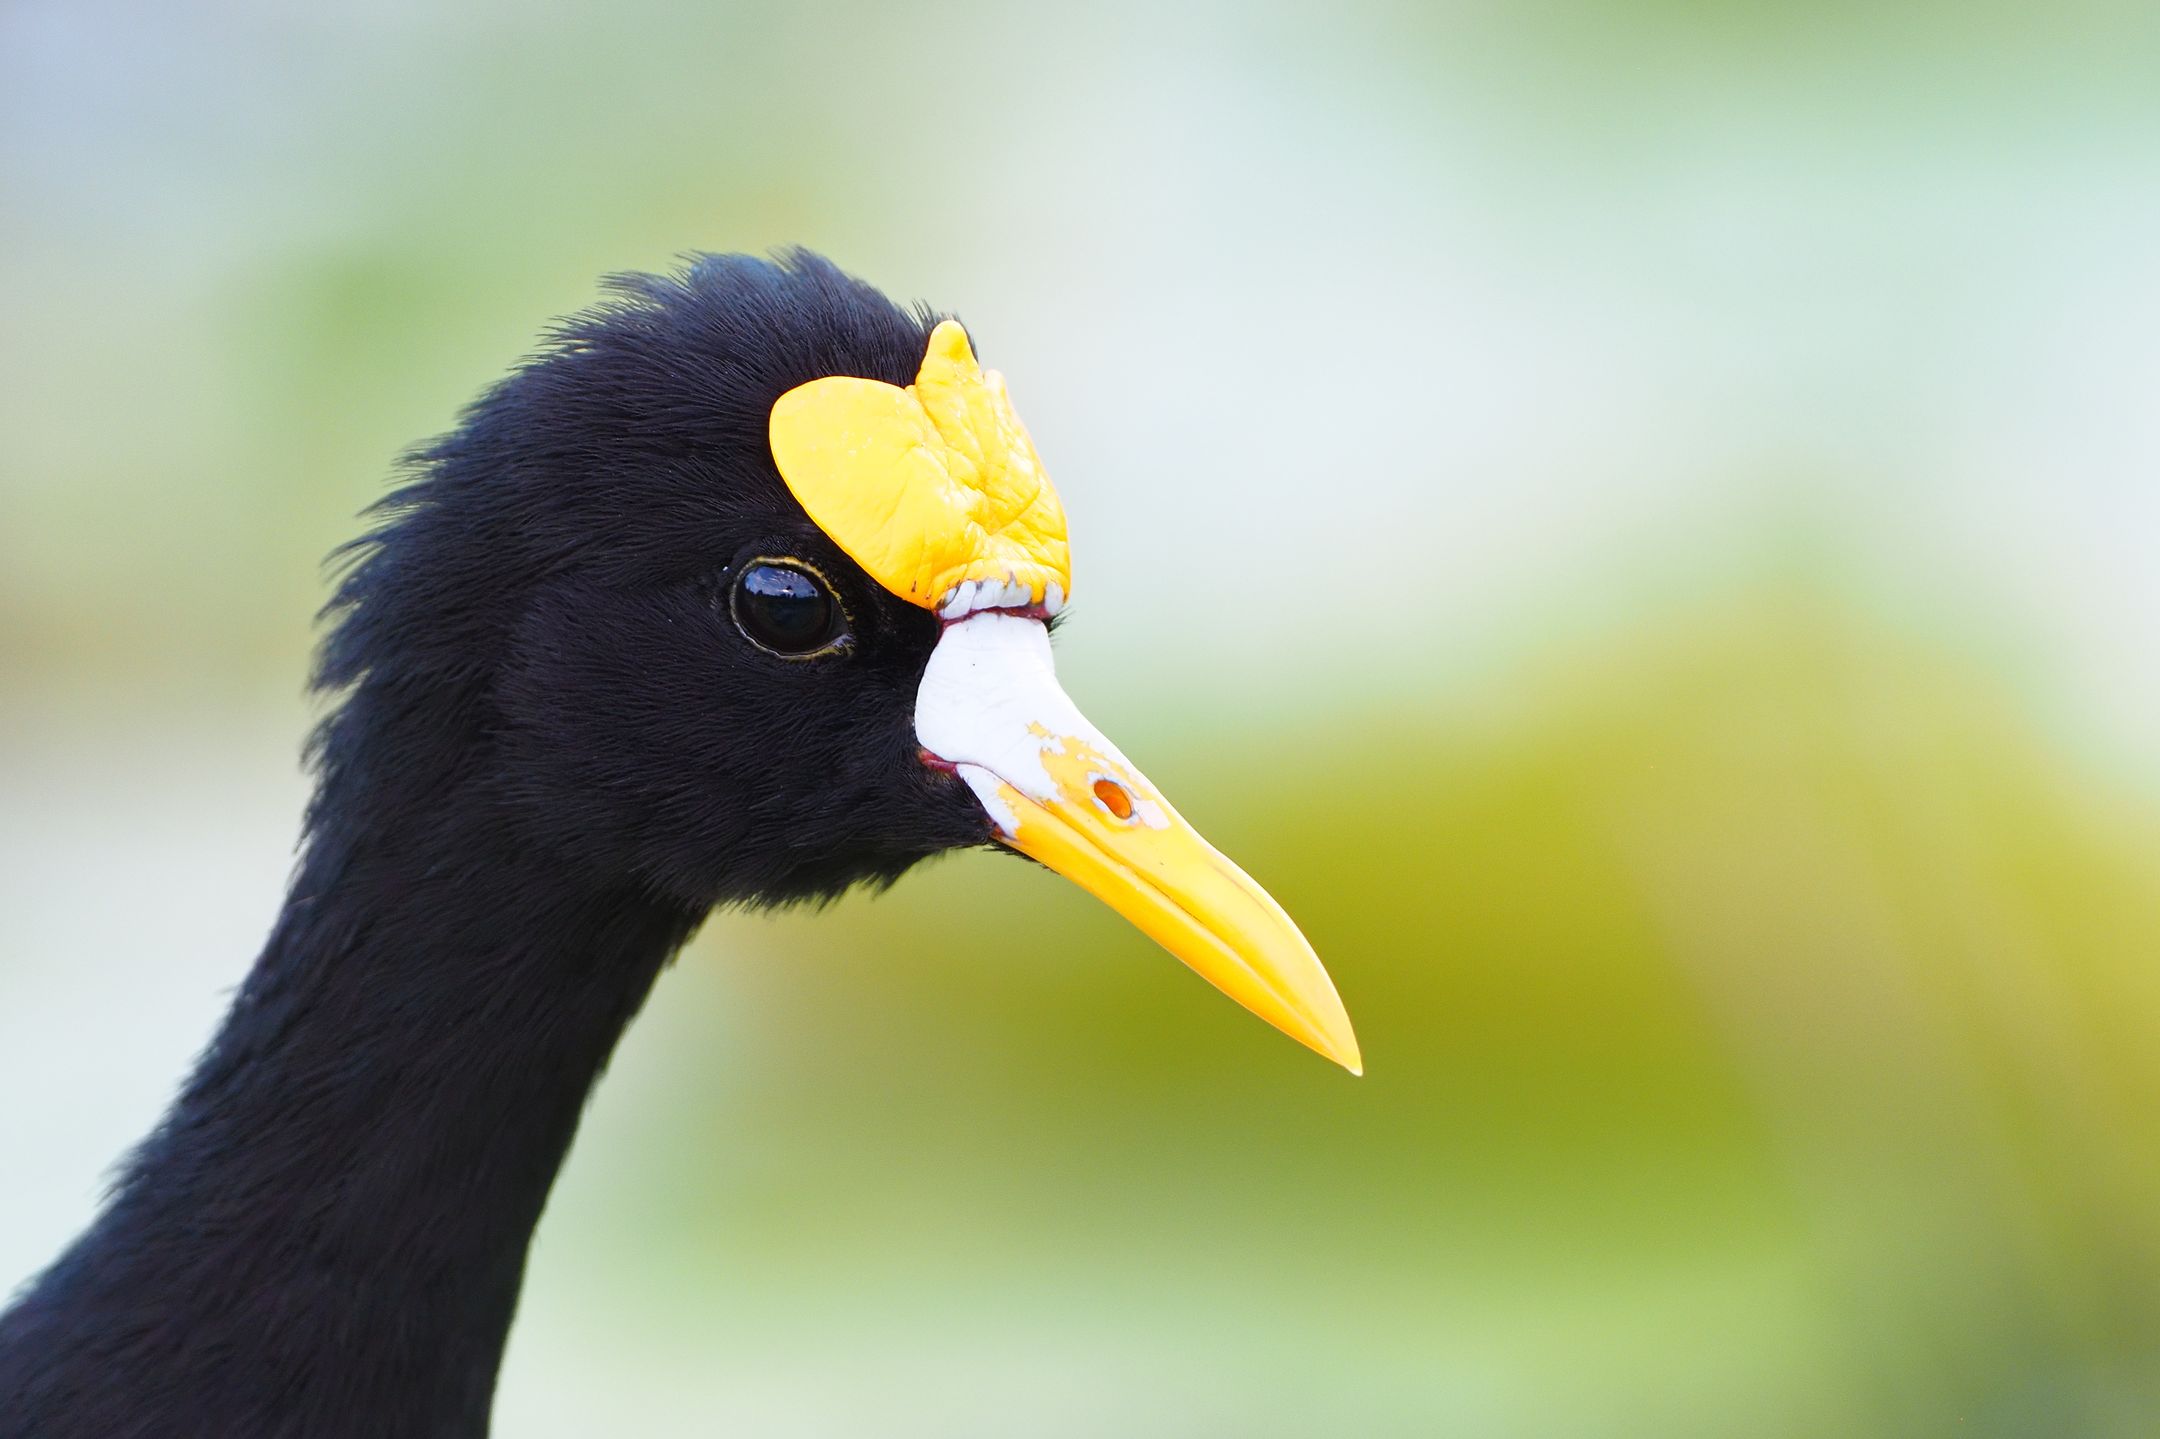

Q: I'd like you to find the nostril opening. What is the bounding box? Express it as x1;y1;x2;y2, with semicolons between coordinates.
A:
1093;778;1134;820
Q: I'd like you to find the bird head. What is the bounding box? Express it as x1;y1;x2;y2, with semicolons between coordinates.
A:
316;250;1359;1073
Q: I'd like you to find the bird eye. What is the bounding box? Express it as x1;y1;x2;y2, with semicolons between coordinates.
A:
729;560;848;658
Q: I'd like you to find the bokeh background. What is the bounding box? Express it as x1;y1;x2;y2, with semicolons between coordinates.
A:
4;3;2158;1434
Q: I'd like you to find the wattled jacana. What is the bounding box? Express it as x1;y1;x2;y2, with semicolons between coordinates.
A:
0;251;1358;1438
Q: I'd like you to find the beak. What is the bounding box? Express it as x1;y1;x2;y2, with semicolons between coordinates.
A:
916;612;1361;1074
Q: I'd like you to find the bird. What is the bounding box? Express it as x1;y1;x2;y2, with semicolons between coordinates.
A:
0;250;1358;1438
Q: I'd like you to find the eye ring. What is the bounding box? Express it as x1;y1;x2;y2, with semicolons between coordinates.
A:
727;556;853;660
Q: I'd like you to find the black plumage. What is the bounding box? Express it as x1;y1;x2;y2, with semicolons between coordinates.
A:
0;252;1003;1437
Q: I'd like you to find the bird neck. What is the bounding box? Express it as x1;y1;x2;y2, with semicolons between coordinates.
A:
0;791;699;1438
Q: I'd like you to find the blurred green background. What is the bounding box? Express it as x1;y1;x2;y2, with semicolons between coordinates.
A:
4;3;2158;1434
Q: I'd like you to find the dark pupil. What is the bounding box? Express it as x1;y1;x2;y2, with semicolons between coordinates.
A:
734;563;834;652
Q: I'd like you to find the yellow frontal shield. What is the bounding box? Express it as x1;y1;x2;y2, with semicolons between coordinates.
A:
769;320;1070;615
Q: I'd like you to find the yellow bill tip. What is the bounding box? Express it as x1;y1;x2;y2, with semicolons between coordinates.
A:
1251;944;1362;1075
984;764;1362;1077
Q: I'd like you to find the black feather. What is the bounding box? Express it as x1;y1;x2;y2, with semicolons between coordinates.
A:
0;251;993;1438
